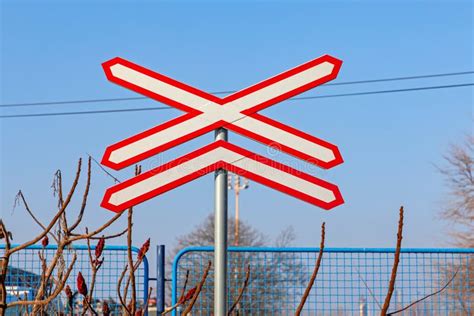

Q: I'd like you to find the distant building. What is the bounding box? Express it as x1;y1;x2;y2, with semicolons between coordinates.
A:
5;265;62;315
5;266;42;289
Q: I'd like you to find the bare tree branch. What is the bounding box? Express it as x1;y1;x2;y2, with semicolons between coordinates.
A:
143;287;153;314
295;222;325;316
70;228;127;240
51;169;64;208
0;221;12;314
178;270;190;304
388;268;460;315
83;228;103;316
182;260;212;316
37;250;47;314
162;270;190;315
123;239;149;312
10;158;83;254
83;297;98;316
68;156;92;233
15;191;50;235
123;165;141;315
68;210;126;243
228;264;251;316
14;191;60;244
381;206;404;316
88;153;122;184
0;221;11;251
117;264;131;315
127;207;137;314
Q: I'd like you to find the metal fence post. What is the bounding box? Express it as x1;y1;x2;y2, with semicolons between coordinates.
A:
156;245;165;314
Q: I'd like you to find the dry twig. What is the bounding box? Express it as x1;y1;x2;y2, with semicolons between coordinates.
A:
178;270;190;304
68;157;92;233
127;207;137;314
10;158;83;254
0;220;11;314
120;165;142;315
228;264;251;315
143;287;153;314
182;260;212;316
295;222;325;316
82;229;104;316
387;268;460;315
117;265;131;315
88;153;122;184
162;270;191;315
71;228;127;240
14;190;59;243
381;206;404;316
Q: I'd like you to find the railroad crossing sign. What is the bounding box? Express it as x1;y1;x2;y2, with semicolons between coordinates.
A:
100;55;344;212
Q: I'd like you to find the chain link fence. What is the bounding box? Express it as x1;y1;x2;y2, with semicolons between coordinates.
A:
172;247;473;315
2;244;149;315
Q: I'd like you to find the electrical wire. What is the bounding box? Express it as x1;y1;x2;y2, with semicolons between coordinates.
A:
1;71;472;108
1;82;472;119
289;83;474;100
0;107;170;118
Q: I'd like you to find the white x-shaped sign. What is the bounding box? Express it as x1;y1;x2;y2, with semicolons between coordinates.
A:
101;55;343;170
100;56;344;212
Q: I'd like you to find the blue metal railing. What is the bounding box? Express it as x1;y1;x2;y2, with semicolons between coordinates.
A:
172;247;473;315
1;244;149;315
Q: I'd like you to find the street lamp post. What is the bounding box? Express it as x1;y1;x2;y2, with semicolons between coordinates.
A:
228;173;249;314
228;174;249;246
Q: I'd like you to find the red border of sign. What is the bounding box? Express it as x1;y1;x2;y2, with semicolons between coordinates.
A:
101;56;343;170
101;141;343;213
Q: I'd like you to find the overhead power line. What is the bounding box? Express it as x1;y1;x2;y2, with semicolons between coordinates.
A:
290;83;474;100
0;107;170;118
0;70;473;108
1;82;472;119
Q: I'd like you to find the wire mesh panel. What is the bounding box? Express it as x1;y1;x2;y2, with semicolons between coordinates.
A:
1;244;149;315
172;247;473;315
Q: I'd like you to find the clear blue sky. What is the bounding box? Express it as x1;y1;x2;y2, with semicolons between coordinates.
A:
1;0;473;261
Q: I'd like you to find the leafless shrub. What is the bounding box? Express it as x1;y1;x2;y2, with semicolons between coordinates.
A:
0;158;147;316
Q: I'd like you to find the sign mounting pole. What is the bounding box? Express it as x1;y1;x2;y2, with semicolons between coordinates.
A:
214;127;228;315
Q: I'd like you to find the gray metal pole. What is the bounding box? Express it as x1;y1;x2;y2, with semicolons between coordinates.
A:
214;127;228;316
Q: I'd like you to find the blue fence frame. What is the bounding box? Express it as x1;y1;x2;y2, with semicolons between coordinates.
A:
1;244;149;315
172;246;473;315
